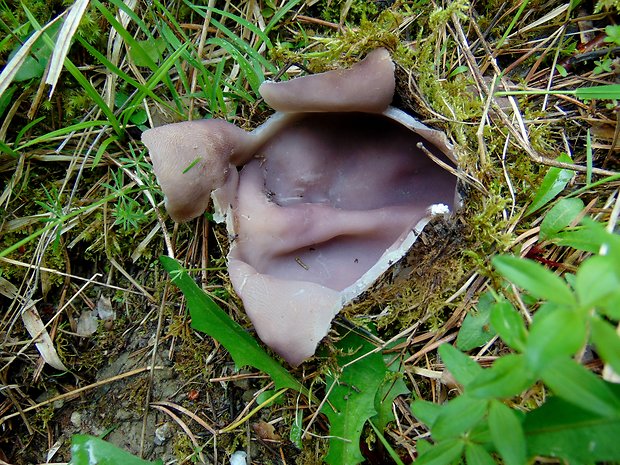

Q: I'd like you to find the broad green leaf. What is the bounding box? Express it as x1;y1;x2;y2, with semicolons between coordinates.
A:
554;217;614;253
489;300;527;352
525;304;587;373
492;255;574;306
465;443;496;465
539;198;584;240
456;292;496;351
372;358;410;431
432;395;488;441
524;396;620;463
488;401;526;465
542;358;620;417
322;330;387;465
71;435;162;465
416;439;465;465
411;400;443;427
438;343;483;387
554;228;605;253
468;354;536;399
525;153;574;215
591;317;620;375
575;255;620;309
160;257;303;393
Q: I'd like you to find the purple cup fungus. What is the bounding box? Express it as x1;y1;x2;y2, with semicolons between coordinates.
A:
143;49;458;366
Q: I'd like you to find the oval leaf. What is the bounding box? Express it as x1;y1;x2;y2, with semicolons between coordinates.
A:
525;153;574;215
490;300;527;352
492;255;574;306
525;304;587;373
539;197;584;240
575;255;620;309
465;443;497;465
489;401;526;465
439;343;483;387
542;358;620;417
591;316;620;376
468;354;536;399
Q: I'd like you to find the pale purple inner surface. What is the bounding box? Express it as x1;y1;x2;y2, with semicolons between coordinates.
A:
231;112;456;292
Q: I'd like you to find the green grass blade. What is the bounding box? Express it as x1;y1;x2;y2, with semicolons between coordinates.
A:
16;120;112;150
93;0;157;70
205;5;273;49
265;0;304;34
206;37;262;95
160;256;305;393
574;84;620;100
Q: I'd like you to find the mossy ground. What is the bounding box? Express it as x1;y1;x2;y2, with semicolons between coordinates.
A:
1;0;619;463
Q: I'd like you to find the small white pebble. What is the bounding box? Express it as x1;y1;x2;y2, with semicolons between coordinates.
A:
70;411;82;428
154;422;173;446
230;450;247;465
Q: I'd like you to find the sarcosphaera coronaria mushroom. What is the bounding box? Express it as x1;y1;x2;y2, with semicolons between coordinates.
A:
142;48;458;366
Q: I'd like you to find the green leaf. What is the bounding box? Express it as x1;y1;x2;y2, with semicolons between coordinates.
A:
525;153;574;215
432;395;488;441
489;300;527;352
542;358;620;417
438;343;483;387
415;439;465;465
71;435;163;465
525;304;587;373
321;330;387;465
493;255;574;306
160;256;303;392
575;255;620;309
465;443;496;465
605;24;620;46
411;400;443;428
524;396;620;463
539;198;584;240
468;354;536;399
488;401;526;465
591;316;620;376
372;356;410;431
554;226;607;253
456;292;496;351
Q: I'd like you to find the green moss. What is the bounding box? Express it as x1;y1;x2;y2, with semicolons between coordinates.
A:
314;0;379;24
